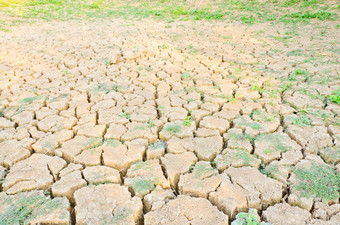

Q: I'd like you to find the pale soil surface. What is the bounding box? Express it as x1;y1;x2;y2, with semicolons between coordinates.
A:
0;17;339;224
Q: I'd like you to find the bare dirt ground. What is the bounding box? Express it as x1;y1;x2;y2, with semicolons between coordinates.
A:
0;15;339;224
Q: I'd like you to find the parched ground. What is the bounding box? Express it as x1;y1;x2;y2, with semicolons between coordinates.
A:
0;1;339;224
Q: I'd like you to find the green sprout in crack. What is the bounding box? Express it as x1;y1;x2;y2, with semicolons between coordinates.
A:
292;163;340;201
104;59;112;65
119;112;131;120
183;116;192;126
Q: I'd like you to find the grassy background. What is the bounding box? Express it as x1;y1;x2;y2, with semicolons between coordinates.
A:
0;0;338;30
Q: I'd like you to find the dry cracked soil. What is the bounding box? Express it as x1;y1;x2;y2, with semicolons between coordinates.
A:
0;11;339;225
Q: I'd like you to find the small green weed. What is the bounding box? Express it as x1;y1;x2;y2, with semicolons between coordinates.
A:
288;69;308;81
327;89;340;104
232;208;269;225
183;116;192;126
147;119;154;128
279;82;293;92
119;112;131;120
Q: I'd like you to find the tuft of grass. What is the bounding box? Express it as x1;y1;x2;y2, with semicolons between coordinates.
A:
165;124;181;134
292;163;340;201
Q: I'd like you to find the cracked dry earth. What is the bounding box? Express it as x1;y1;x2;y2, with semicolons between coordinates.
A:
0;18;339;225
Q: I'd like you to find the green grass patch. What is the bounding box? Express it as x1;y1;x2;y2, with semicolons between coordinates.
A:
228;149;260;167
0;0;337;28
287;115;313;126
165;124;181;134
0;192;65;224
328;89;340;104
129;176;155;197
292;163;340;201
